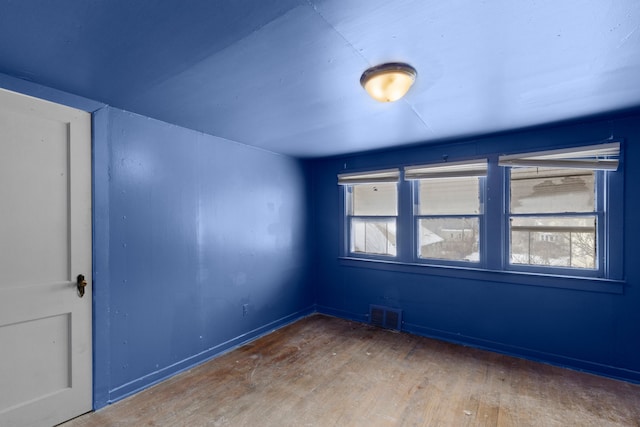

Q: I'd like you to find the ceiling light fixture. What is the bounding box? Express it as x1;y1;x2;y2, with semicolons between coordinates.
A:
360;62;417;102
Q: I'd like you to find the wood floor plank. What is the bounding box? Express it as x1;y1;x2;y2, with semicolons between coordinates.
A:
62;314;640;427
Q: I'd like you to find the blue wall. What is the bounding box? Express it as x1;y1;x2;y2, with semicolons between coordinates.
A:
309;112;640;383
3;72;639;411
0;74;313;409
92;107;313;407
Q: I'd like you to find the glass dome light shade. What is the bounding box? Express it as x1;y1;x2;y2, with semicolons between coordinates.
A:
360;63;417;102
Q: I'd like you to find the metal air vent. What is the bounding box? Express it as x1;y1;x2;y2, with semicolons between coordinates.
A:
369;305;402;331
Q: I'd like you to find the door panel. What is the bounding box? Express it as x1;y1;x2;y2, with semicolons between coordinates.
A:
0;88;92;427
0;107;70;287
0;314;71;410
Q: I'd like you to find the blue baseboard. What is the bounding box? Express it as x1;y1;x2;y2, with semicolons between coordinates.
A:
101;305;316;407
99;304;639;410
401;321;640;385
317;306;640;385
315;304;368;323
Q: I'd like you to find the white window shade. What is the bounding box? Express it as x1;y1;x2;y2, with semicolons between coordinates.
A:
498;142;620;171
352;183;397;216
404;159;487;180
338;169;399;185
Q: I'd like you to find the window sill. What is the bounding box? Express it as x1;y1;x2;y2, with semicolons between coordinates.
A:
338;257;625;294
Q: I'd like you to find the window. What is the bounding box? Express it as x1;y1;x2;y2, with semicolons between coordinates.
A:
338;169;399;257
338;141;622;284
499;142;620;275
508;167;597;268
405;160;486;263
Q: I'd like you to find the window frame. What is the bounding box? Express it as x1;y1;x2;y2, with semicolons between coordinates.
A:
500;143;621;279
339;169;400;259
403;159;487;267
410;174;486;267
504;211;604;279
337;141;623;286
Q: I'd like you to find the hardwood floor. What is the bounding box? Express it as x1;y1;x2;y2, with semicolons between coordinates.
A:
63;314;640;426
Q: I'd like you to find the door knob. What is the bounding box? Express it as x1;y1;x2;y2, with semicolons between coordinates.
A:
77;274;88;297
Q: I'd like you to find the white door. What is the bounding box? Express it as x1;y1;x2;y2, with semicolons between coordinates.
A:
0;88;92;427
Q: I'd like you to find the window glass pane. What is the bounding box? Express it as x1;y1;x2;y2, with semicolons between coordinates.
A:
419;177;480;215
510;168;595;214
351;218;396;256
352;183;397;216
510;216;596;268
418;217;479;262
